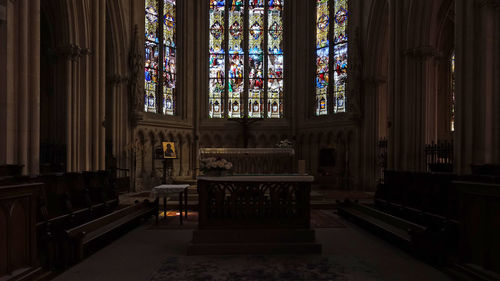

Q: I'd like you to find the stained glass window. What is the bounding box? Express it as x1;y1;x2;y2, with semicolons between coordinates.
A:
145;0;177;115
450;51;455;132
209;0;284;119
315;0;347;116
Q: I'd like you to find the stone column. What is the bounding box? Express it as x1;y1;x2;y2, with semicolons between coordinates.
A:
0;0;42;175
81;48;92;171
455;0;500;173
419;47;437;171
99;0;106;170
387;0;402;171
18;0;29;175
62;46;75;172
29;0;40;175
108;74;129;176
92;0;100;170
178;138;184;176
362;77;385;190
0;1;6;165
493;4;500;163
188;138;194;176
71;48;81;171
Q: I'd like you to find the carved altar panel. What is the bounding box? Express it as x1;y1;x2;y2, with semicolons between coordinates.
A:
197;175;313;229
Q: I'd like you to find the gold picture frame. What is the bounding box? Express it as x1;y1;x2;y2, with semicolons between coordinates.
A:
162;142;176;158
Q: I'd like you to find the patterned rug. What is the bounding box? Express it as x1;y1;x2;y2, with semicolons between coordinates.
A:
149;255;383;281
148;210;345;229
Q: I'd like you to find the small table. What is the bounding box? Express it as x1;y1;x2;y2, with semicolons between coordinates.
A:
152;184;190;225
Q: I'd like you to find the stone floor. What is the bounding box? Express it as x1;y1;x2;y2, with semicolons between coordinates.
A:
53;213;452;281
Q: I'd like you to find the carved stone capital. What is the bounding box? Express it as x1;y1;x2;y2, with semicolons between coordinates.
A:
55;44;82;61
107;74;129;85
80;48;92;56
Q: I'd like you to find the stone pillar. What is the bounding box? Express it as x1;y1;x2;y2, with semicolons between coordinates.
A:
81;48;92;171
419;48;437;171
63;46;74;172
455;0;500;173
18;0;29;175
178;139;184;176
362;77;385;190
0;0;41;175
92;0;100;170
493;3;500;163
71;48;80;171
0;2;6;166
99;0;106;170
387;0;402;171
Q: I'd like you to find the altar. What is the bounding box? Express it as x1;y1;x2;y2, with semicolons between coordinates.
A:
188;175;322;255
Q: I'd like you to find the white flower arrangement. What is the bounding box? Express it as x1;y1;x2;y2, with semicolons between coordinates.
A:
199;157;233;175
276;139;294;148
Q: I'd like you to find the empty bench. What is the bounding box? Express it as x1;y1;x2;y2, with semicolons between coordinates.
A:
65;202;153;263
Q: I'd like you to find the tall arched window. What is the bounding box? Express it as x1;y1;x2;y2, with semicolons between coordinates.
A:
145;0;177;115
209;0;284;119
450;51;455;132
315;0;347;116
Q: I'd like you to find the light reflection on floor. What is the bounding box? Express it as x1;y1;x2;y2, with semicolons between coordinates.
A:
157;210;181;218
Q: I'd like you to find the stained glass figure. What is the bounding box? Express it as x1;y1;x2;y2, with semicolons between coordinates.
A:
209;0;226;117
316;0;329;115
267;0;284;118
163;0;176;115
333;0;347;113
248;1;264;118
145;0;177;115
450;51;455;132
145;0;159;113
209;0;284;118
315;0;347;115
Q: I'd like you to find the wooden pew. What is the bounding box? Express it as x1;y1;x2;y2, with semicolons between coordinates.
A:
65;202;153;264
340;171;461;265
0;170;154;271
450;180;500;280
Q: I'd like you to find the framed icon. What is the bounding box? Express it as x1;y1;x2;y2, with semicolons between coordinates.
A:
162;142;176;159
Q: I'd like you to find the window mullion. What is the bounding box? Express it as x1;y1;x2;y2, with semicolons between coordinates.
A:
243;1;249;118
224;1;230;118
157;0;165;114
263;0;269;118
328;0;334;115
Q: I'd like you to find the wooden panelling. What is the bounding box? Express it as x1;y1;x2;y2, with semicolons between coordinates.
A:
456;181;500;274
0;183;40;280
